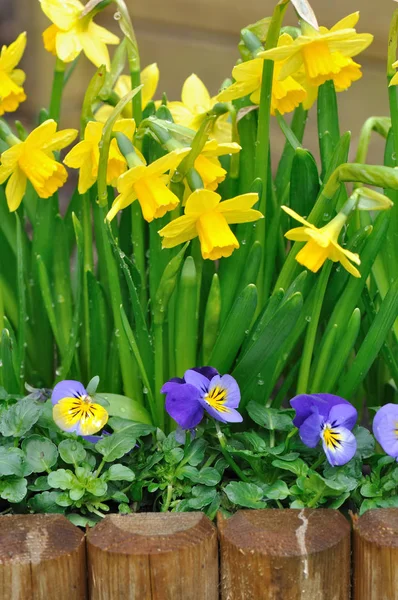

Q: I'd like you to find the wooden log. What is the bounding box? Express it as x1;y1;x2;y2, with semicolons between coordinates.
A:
0;514;87;600
354;508;398;600
87;512;218;600
219;508;350;600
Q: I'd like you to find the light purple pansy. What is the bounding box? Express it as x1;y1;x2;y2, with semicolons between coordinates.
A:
290;393;358;467
161;366;243;429
373;404;398;460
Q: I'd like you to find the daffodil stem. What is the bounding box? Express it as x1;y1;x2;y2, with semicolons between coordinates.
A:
215;422;249;483
254;1;287;307
128;42;142;126
49;58;66;122
82;191;93;379
297;261;333;395
154;323;165;431
131;204;147;309
388;10;398;164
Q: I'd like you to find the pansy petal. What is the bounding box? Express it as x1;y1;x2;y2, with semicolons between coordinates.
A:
51;379;87;405
322;426;357;466
208;374;241;408
203;403;243;424
290;393;349;427
373;404;398;458
193;366;219;380
299;411;323;448
328;402;357;431
183;369;210;394
164;383;204;429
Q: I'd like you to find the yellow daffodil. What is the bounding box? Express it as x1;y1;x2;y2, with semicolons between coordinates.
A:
40;0;119;70
106;148;189;223
282;205;361;277
217;34;307;115
159;189;263;260
389;60;398;87
0;33;27;116
64;119;135;194
95;63;159;121
168;74;232;143
193;140;241;191
259;13;372;89
0;119;77;212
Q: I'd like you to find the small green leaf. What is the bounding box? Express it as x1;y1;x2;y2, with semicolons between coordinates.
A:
247;402;293;431
86;478;107;497
263;480;289;500
29;491;65;513
47;469;75;490
224;481;267;509
96;430;136;462
106;464;135;482
0;399;42;437
58;440;86;465
0;477;27;503
22;435;58;473
271;458;309;477
97;393;152;424
354;426;376;459
0;447;26;477
107;417;154;437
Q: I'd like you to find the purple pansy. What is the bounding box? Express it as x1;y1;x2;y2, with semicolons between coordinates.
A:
373;404;398;460
290;393;358;466
161;366;243;429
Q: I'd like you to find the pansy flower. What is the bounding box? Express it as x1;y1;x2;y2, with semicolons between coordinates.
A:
162;367;242;429
52;380;108;436
372;404;398;460
290;393;357;466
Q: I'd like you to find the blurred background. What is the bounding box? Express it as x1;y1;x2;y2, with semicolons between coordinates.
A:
2;0;394;163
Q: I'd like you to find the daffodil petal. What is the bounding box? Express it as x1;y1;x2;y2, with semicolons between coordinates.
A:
39;0;82;30
281;205;315;228
5;167;27;211
80;31;111;70
141;63;159;108
331;12;360;31
185;189;221;215
0;32;27;72
55;29;82;63
181;74;211;113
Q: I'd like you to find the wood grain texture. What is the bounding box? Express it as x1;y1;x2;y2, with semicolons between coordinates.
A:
354;508;398;600
219;509;350;600
87;512;218;600
0;514;87;600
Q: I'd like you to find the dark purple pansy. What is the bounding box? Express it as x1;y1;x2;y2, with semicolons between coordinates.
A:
290;393;357;466
373;404;398;460
161;366;242;430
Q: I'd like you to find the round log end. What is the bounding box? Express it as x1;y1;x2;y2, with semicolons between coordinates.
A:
220;508;349;557
87;512;215;555
0;514;85;564
355;508;398;547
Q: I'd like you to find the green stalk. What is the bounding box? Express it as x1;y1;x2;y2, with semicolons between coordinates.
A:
153;323;165;430
49;58;66;122
215;422;249;482
296;262;332;394
254;1;288;306
387;9;398;164
81;191;93;379
131;203;147;309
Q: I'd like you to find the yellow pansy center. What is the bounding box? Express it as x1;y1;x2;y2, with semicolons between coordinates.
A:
322;424;342;450
53;394;108;435
204;386;229;413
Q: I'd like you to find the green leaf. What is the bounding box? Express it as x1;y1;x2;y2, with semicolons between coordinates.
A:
233;292;303;398
86;478;107;497
0;398;43;437
202;273;221;364
0;476;27;503
209;284;258;373
97;393;152;424
29;491;65;513
360;482;381;498
105;464;135;482
289;148;320;222
67;513;97;527
0;447;26;477
263;480;289;500
22;435;58;473
107;417;154;437
175;256;199;375
96;430;136;462
354;426;376;459
58;440;87;465
224;481;267;509
186;485;217;509
28;476;51;492
247;402;293;431
47;469;75;490
272;458;309;477
183;438;206;467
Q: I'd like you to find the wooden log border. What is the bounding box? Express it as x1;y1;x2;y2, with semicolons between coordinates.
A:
0;508;393;599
